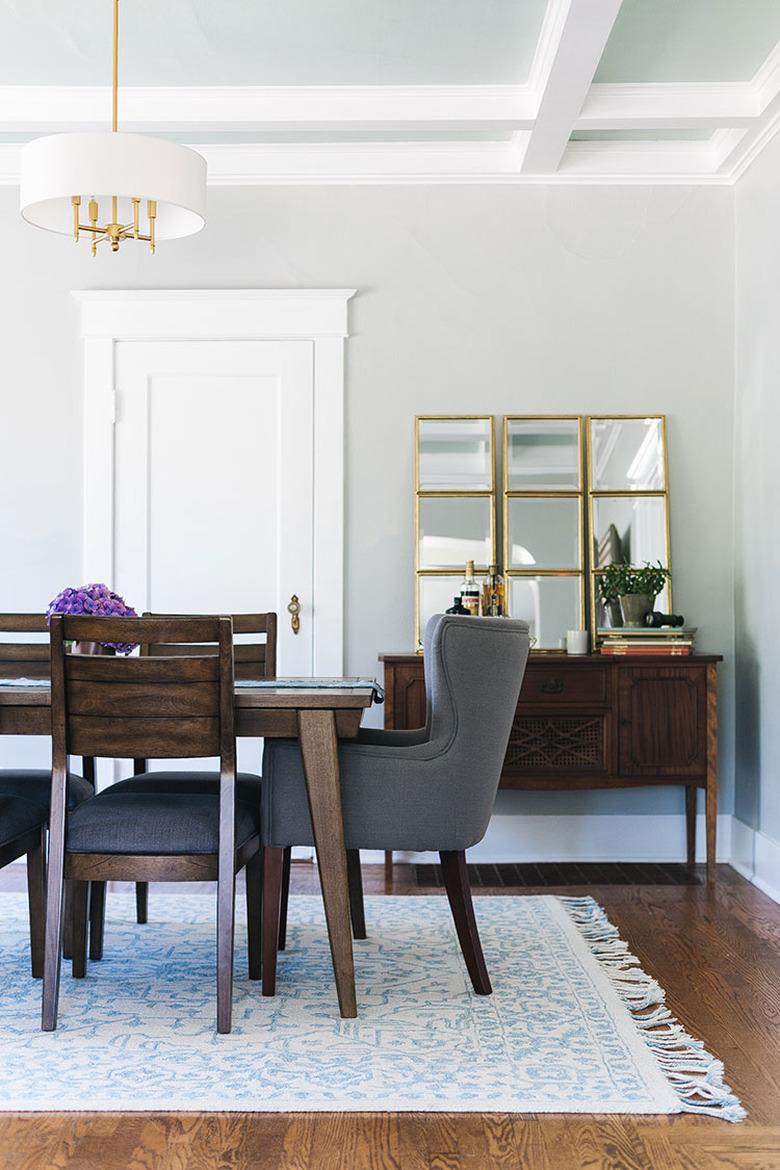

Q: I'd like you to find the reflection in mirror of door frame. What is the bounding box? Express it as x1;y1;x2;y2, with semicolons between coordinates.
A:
414;415;496;651
502;415;585;653
585;414;672;646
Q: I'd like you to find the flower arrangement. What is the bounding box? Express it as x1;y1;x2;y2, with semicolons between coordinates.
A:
46;583;138;654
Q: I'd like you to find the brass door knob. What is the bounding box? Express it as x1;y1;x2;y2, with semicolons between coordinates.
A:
287;594;301;635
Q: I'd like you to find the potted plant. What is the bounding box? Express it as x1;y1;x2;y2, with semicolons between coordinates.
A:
46;583;138;654
598;562;669;628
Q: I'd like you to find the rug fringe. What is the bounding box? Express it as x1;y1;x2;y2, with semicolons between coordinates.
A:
559;896;746;1123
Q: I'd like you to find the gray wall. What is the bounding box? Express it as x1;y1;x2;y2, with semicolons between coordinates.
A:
0;182;735;823
735;132;780;844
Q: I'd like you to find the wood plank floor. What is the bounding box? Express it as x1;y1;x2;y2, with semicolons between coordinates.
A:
1;863;778;1170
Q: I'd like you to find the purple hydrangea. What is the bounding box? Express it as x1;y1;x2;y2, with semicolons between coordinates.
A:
46;583;138;654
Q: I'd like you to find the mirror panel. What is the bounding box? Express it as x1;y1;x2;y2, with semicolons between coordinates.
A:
591;495;668;569
508;576;582;650
418;496;492;570
417;574;463;636
506;497;580;570
505;417;581;490
589;417;665;492
417;417;493;491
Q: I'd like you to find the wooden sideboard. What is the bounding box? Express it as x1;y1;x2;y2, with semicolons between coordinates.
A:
379;651;721;883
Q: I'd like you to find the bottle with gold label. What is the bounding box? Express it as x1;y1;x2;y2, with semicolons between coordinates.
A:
460;560;481;616
482;564;506;617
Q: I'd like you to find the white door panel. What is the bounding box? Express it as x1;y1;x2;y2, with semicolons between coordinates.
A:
113;338;315;776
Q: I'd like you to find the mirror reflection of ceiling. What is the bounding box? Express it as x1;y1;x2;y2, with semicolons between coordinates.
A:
0;0;548;86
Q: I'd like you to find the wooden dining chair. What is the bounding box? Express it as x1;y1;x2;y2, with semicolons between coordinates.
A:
0;795;46;978
0;614;94;962
125;613;277;927
42;614;260;1034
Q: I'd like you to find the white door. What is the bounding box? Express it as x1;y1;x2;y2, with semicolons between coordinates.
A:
113;339;315;774
114;339;314;674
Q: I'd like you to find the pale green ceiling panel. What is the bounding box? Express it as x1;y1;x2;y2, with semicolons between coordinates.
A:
596;0;780;82
0;0;548;86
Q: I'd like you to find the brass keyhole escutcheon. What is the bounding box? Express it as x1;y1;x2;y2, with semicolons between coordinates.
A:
288;594;301;635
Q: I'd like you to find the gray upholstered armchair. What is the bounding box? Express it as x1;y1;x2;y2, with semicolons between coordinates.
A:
261;613;530;998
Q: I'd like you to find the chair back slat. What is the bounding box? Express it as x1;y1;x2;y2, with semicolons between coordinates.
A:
66;715;220;760
0;614;50;679
143;612;277;680
50;615;234;763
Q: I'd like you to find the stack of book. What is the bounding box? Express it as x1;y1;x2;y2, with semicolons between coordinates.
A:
598;627;696;656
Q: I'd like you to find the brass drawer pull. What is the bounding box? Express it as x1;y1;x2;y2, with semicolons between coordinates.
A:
287;594;301;635
540;678;564;695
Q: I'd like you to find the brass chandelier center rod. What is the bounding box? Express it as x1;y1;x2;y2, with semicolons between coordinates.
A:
71;0;157;255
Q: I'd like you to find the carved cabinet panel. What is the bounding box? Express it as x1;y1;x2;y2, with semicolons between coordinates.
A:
617;665;707;777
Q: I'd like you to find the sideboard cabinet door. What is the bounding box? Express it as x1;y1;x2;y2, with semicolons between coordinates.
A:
617;665;707;777
385;661;427;731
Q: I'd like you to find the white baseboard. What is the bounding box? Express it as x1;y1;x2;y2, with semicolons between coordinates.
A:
360;811;733;867
729;816;780;905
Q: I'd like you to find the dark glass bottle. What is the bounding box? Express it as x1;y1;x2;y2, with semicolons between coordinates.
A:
445;596;469;615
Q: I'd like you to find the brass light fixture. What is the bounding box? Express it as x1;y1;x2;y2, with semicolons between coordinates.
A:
20;0;206;255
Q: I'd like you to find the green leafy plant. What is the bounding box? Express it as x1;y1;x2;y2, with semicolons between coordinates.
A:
598;561;669;602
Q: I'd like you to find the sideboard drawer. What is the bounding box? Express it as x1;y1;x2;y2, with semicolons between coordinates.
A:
520;664;608;706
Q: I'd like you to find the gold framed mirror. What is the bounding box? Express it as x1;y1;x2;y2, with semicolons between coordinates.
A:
415;416;496;649
586;415;672;639
502;416;585;650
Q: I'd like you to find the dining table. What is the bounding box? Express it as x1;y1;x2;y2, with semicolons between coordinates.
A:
0;674;380;1019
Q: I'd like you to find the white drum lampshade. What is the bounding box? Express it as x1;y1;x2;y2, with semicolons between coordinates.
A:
20;132;206;242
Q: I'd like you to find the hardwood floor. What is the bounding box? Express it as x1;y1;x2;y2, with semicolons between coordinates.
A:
1;863;779;1170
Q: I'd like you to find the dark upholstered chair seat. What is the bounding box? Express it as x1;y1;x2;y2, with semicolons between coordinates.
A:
66;792;260;855
110;771;261;807
0;794;48;846
0;771;91;820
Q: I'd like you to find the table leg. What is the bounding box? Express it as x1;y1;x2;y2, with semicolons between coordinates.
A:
297;708;357;1018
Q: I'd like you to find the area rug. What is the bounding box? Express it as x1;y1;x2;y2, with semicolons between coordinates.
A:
0;894;743;1118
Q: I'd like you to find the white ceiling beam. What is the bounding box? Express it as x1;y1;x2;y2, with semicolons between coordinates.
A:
559;139;720;176
0;84;535;135
520;0;624;173
577;83;757;130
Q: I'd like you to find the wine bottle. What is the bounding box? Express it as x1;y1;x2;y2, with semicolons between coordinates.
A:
460;560;481;616
481;564;506;617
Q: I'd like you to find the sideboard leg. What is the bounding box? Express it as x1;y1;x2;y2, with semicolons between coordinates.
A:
384;850;393;883
685;786;697;866
706;664;719;885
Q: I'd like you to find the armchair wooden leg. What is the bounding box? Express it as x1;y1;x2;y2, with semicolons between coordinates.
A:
347;849;367;940
440;850;492;996
135;881;149;924
685;786;697;867
262;847;284;997
26;827;46;979
246;848;262;981
88;881;106;961
71;881;90;979
278;846;292;951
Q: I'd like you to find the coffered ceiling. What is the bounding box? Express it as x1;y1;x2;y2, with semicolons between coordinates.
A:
0;0;778;184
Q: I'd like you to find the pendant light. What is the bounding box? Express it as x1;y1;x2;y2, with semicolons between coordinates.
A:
20;0;206;254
